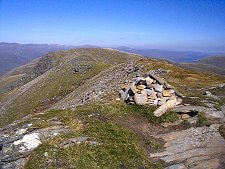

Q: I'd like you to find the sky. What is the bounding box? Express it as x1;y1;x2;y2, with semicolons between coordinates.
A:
0;0;225;52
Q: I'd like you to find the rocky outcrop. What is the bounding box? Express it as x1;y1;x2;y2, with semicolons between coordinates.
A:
0;123;70;169
173;105;225;121
150;124;225;169
119;74;182;116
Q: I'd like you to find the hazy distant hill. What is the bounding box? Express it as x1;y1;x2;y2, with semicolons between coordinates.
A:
115;46;224;63
0;42;77;75
179;56;225;75
198;56;225;69
0;43;100;76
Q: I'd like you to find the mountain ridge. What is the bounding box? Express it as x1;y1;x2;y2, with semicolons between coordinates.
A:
2;42;225;77
0;42;99;76
0;48;225;169
115;46;225;62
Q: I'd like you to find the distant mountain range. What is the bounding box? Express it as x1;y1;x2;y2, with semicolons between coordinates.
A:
115;46;225;62
1;42;225;76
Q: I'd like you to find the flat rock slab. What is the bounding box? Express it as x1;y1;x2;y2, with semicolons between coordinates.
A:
173;106;225;120
150;124;225;169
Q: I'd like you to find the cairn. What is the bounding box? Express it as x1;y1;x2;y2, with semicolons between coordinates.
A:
119;74;182;117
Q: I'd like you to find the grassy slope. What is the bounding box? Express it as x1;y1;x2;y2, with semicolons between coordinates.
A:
0;58;39;92
198;56;225;69
22;101;172;169
179;62;225;75
0;48;140;127
1;52;225;127
138;59;225;95
1;50;225;168
179;56;225;76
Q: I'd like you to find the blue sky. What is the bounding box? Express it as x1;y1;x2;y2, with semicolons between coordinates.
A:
1;0;225;52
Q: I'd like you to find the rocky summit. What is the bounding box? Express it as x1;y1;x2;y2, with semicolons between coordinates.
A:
0;48;225;169
119;74;182;117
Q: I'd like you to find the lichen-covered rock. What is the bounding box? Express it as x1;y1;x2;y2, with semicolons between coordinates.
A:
148;91;157;100
136;85;146;90
131;83;139;94
153;96;177;117
162;89;174;97
153;83;163;92
13;133;41;153
145;77;154;86
150;124;225;168
144;88;154;96
134;92;147;105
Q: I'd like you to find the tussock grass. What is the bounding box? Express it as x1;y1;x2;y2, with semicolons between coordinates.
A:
196;112;209;127
144;138;163;150
25;115;161;169
182;96;207;107
73;101;178;124
24;101;175;169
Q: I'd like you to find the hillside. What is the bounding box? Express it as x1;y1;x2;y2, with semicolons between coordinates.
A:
179;56;225;75
0;58;40;93
0;48;141;126
115;46;224;62
0;42;77;76
198;56;225;69
0;48;225;169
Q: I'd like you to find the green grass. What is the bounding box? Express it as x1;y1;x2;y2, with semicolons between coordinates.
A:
23;101;176;169
196;112;209;127
124;104;178;124
144;138;163;151
0;62;111;127
0;48;142;128
32;120;51;129
139;58;225;97
182;96;207;107
73;101;178;124
25;120;162;169
209;86;225;96
20;101;178;133
214;104;222;111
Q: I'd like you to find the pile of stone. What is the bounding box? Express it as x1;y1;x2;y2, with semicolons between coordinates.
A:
119;74;182;117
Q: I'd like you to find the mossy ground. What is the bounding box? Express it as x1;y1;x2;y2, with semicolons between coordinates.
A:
144;137;164;151
24;102;168;169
